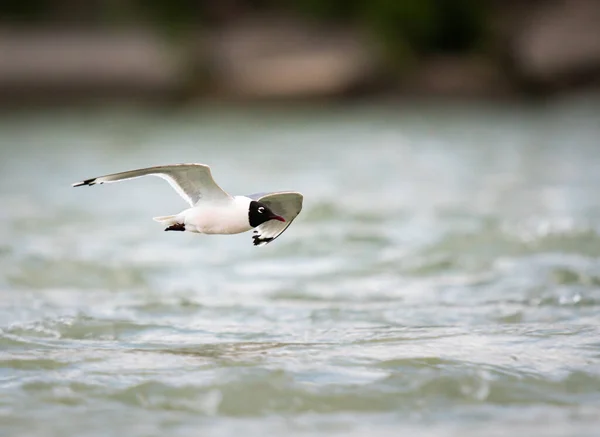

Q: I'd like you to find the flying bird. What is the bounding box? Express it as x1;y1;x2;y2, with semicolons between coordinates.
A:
72;164;303;246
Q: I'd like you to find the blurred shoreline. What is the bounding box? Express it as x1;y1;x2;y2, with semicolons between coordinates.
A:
1;1;599;107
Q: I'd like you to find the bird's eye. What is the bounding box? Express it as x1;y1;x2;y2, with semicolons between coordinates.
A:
258;207;265;213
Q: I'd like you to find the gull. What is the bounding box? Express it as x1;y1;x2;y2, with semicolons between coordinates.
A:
72;163;303;246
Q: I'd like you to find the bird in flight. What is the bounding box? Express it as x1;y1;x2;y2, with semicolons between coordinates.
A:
72;163;303;246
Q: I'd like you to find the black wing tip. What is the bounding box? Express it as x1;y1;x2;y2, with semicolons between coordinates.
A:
252;235;274;246
72;178;98;187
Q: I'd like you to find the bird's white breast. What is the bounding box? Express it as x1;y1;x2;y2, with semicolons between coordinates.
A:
183;196;252;235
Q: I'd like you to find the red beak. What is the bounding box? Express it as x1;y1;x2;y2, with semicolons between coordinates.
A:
270;214;286;222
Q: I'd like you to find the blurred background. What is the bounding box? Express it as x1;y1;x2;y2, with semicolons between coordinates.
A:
0;0;599;105
2;2;600;437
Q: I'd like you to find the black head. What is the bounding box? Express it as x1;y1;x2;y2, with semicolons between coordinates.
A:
248;201;286;228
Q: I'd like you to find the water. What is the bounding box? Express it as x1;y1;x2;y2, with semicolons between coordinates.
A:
1;98;600;437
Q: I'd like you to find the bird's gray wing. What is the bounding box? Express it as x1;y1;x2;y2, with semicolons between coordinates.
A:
247;191;303;246
72;163;232;206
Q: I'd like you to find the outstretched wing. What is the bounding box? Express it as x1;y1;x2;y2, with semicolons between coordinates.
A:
72;163;232;206
248;191;303;246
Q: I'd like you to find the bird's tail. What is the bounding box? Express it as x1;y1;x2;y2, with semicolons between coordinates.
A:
152;214;184;230
153;215;186;231
153;215;178;225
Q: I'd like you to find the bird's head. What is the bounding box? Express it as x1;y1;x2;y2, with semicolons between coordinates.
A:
248;201;285;227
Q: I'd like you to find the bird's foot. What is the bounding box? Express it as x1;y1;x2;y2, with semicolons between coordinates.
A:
165;223;185;232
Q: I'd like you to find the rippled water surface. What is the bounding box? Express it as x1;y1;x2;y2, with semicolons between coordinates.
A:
2;99;600;436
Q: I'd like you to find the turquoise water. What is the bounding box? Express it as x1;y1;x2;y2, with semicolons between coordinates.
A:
1;98;600;436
